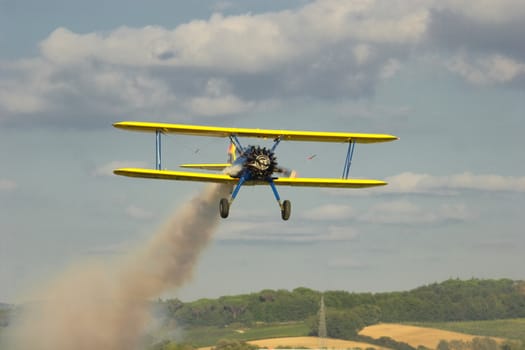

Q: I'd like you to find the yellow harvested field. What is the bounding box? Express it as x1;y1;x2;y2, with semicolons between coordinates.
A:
248;336;389;349
360;323;503;349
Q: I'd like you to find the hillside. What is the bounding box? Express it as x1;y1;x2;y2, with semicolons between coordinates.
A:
144;279;525;349
159;279;525;329
2;279;524;349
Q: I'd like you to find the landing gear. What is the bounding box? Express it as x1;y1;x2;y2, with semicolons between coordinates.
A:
218;173;291;220
281;200;291;221
219;198;230;218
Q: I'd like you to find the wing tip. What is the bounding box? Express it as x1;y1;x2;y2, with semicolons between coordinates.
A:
113;168;131;176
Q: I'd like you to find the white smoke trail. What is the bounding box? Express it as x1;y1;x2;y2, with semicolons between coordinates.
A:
5;183;229;350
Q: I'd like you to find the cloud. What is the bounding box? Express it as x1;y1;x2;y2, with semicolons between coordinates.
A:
37;2;428;72
217;198;472;232
187;94;254;116
427;1;525;85
0;0;431;128
361;200;472;225
301;200;472;226
92;161;148;177
301;204;354;221
2;0;524;128
446;53;525;84
0;179;17;191
386;172;525;194
334;172;525;196
216;219;358;242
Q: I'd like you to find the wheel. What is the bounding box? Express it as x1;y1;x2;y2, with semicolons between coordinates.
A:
281;200;291;221
219;198;230;218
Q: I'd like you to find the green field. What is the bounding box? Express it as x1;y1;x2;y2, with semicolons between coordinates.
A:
166;319;525;347
409;318;525;340
173;322;309;347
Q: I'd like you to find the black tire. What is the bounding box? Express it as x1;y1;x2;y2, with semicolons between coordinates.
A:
219;198;230;218
281;200;291;221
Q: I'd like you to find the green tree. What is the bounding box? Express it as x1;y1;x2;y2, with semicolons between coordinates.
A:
325;309;364;339
471;337;498;350
437;340;450;350
149;340;195;350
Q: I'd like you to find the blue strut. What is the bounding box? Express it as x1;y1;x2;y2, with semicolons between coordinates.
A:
342;140;355;179
229;135;245;154
156;130;162;170
268;177;283;208
229;173;249;203
271;137;282;152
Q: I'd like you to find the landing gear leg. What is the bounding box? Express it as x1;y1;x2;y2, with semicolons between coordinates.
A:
219;174;248;219
268;178;291;221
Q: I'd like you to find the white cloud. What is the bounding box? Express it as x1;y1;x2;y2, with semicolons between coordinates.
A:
303;199;472;225
361;200;472;225
0;0;435;127
92;161;148;177
380;59;402;79
301;204;354;221
0;57;179;122
216;219;358;242
0;59;55;115
353;44;372;65
2;0;524;127
0;86;48;114
329;172;525;197
0;179;17;191
186;77;255;115
37;2;428;72
386;172;525;194
427;0;525;86
447;53;525;85
187;94;254;116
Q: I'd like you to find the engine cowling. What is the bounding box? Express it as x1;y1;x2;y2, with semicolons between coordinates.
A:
244;146;277;179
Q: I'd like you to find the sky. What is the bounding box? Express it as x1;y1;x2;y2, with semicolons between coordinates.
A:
0;0;524;303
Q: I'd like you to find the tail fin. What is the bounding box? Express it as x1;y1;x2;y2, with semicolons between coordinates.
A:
227;142;237;163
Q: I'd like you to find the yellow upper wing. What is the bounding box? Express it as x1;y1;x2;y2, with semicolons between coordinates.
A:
113;121;398;144
114;168;386;188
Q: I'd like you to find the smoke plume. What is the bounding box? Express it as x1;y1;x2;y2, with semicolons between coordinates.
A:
5;183;228;350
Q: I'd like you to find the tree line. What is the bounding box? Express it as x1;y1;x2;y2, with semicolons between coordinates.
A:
159;279;525;334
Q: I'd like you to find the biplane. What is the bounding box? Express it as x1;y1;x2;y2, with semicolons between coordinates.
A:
113;121;398;220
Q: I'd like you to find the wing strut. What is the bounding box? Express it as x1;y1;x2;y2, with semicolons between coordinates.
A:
229;135;245;154
342;140;356;179
271;136;282;152
156;130;162;170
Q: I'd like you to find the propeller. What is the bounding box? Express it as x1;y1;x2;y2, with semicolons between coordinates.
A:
244;146;278;179
275;167;297;178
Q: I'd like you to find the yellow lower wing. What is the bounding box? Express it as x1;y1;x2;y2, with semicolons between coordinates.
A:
274;177;386;188
114;168;386;188
114;168;238;184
